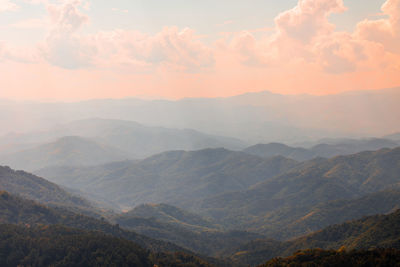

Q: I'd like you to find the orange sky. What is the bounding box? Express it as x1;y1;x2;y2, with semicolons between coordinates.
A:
0;0;399;100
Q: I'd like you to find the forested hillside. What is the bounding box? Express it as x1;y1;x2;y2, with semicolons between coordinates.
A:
243;138;399;161
230;209;400;266
195;147;400;234
258;249;400;267
0;166;92;211
36;149;297;208
0;224;216;267
0;136;129;171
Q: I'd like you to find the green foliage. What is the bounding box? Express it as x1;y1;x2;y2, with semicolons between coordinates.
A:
0;224;216;267
36;149;297;209
230;209;400;266
0;191;190;253
196;147;400;235
0;165;92;209
259;248;400;267
244;139;400;162
115;211;263;257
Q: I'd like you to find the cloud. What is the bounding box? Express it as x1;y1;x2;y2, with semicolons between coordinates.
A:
228;31;276;67
41;0;94;69
90;27;214;72
225;0;400;75
313;32;367;73
356;0;400;53
33;0;214;71
227;0;346;68
0;0;18;12
275;0;346;43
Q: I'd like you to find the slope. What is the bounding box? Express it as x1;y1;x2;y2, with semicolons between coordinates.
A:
114;203;263;257
243;138;399;161
0;165;93;211
0;136;128;171
36;148;298;209
195;147;400;231
0;118;246;159
0;224;217;267
230;209;400;266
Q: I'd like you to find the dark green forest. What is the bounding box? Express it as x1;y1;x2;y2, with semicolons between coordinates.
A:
1;145;400;266
0;224;214;267
259;249;400;267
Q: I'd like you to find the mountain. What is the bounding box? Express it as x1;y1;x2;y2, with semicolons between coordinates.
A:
0;136;129;171
194;147;400;234
309;138;399;158
125;203;217;229
114;203;263;257
0;191;192;253
243;143;315;161
33;146;400;241
259;248;400;267
230;209;400;266
1;88;400;143
254;188;400;240
385;132;400;142
0;224;218;267
0;191;236;266
0;118;247;159
286;209;400;252
36;148;298;209
0;165;93;211
243;138;399;161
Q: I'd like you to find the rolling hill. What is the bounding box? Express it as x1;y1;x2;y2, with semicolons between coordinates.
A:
36;146;400;240
230;209;400;266
194;147;400;233
0;191;196;254
114;203;263;257
0;191;240;266
0;224;218;267
258;248;400;267
0;136;129;171
384;132;400;142
249;188;400;240
243;143;315;161
0;118;247;159
243;138;399;161
2;88;400;144
36;148;298;209
0;165;92;211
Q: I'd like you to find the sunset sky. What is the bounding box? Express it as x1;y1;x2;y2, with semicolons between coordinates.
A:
0;0;399;100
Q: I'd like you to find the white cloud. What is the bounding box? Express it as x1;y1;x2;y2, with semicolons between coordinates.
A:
0;0;18;12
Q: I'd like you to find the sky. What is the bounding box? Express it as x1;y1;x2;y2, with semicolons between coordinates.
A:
0;0;399;100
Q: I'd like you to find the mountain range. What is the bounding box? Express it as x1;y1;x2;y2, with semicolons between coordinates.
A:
0;165;92;211
0;192;221;267
0;136;129;171
35;148;298;209
194;147;400;235
35;145;400;242
2;186;400;267
1;88;400;143
230;209;400;266
0;118;246;161
243;138;399;161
